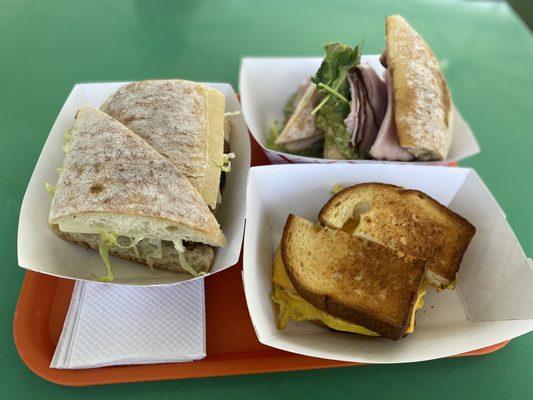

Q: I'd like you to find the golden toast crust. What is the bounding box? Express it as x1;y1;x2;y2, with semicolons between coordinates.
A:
319;183;475;288
281;214;426;340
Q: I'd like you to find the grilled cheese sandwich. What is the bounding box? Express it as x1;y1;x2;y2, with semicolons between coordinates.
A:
272;249;426;336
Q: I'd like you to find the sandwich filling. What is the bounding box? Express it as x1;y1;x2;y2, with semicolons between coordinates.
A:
61;228;200;282
368;69;413;161
268;43;411;160
267;16;452;162
271;249;426;336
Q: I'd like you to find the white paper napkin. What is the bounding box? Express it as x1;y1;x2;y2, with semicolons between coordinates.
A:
51;279;206;369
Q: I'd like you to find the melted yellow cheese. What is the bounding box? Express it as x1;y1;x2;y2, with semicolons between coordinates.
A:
271;249;426;336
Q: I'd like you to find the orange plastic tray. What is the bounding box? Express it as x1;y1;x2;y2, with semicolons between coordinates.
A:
13;136;508;386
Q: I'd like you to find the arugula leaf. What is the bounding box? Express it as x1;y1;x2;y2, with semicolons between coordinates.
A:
311;42;360;159
315;99;356;159
311;42;360;115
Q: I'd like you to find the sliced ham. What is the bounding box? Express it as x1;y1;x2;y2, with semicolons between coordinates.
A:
359;64;388;128
369;70;414;161
344;63;388;156
345;72;360;146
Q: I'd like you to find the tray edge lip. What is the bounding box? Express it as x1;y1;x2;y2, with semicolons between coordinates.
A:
13;270;510;387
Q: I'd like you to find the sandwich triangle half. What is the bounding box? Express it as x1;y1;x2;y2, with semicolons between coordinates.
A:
49;105;225;247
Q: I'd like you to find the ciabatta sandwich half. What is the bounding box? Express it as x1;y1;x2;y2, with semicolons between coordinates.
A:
48;106;225;281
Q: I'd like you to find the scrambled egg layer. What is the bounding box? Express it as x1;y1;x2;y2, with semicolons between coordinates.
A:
271;249;426;336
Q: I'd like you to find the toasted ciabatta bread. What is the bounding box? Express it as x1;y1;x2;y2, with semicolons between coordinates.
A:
386;15;453;160
276;82;321;146
319;183;475;289
49;106;226;248
52;226;214;274
281;214;427;340
101;80;225;209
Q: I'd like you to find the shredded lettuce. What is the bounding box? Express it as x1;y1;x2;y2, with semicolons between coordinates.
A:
151;239;163;259
45;183;56;199
94;231;118;282
144;238;162;270
62;127;74;153
132;241;141;258
56;167;63;174
174;238;199;277
90;232;202;279
220;152;235;172
93;233;149;281
115;236;143;258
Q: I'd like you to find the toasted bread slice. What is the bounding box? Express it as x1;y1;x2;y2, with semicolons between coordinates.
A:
319;183;475;288
281;214;426;340
53;226;214;274
49;106;226;247
386;15;453;160
101;80;225;209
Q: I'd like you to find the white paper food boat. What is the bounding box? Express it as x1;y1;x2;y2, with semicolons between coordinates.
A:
17;82;250;286
240;56;480;165
243;163;532;363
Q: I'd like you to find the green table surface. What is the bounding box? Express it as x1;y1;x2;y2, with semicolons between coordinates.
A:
1;0;532;398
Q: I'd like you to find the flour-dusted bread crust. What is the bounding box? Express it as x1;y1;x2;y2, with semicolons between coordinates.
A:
319;183;475;288
101;80;225;208
386;15;453;161
281;214;426;340
52;226;214;274
49;105;226;247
